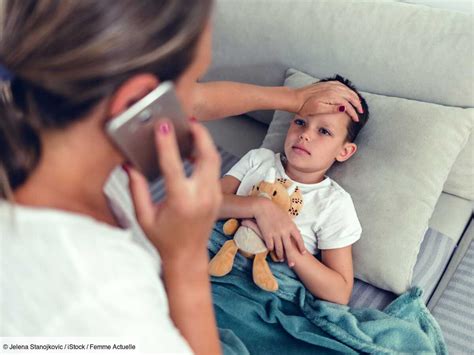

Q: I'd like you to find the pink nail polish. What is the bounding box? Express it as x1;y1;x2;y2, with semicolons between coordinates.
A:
339;105;345;112
159;122;170;135
122;163;131;173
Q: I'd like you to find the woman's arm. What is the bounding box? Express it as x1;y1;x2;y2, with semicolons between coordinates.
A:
127;122;222;355
162;254;220;354
192;81;363;122
193;82;298;121
288;243;354;305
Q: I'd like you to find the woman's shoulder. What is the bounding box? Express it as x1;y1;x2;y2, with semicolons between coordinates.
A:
0;202;159;281
1;202;128;239
0;203;170;337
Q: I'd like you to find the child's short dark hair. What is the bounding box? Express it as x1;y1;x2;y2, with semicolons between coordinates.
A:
318;75;369;142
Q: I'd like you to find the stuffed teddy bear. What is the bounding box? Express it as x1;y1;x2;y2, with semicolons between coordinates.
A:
209;168;303;292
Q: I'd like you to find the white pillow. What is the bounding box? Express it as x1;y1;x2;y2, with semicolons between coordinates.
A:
262;68;474;294
443;131;473;200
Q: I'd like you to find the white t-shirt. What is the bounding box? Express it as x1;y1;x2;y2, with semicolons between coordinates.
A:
0;168;191;354
226;148;361;254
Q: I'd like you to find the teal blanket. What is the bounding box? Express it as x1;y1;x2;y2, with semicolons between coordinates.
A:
209;222;447;354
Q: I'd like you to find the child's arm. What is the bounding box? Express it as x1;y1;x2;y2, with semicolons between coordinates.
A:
219;175;306;261
286;242;354;305
218;175;262;219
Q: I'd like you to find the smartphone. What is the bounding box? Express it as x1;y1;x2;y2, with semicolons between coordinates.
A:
106;81;193;181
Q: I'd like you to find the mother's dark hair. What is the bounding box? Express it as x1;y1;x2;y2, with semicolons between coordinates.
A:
0;0;212;198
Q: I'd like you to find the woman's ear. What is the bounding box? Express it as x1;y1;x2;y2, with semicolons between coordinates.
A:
108;73;159;118
336;142;357;162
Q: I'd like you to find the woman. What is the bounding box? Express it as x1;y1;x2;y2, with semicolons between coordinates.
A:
0;1;362;354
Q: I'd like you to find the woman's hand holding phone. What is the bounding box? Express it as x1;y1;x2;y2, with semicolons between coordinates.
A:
125;119;222;263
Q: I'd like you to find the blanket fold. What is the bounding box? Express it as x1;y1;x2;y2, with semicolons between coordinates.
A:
209;222;446;354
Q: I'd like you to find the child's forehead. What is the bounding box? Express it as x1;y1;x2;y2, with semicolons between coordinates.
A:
295;112;351;127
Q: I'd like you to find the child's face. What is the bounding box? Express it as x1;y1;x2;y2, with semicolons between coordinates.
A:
284;113;357;175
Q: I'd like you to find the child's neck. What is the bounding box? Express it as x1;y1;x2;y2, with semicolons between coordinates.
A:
282;159;326;185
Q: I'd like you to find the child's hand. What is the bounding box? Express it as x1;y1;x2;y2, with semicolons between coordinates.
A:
252;198;306;266
278;236;308;268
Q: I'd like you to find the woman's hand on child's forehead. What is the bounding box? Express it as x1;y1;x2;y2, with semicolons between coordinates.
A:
295;81;362;122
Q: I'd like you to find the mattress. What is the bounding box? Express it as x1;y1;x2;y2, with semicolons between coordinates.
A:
431;231;474;353
349;228;455;309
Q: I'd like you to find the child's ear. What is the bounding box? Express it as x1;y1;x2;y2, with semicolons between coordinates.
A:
336;142;357;162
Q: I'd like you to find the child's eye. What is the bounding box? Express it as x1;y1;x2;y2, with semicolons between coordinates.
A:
319;128;332;136
294;118;306;126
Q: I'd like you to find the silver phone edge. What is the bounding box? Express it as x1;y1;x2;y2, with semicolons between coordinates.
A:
105;81;174;134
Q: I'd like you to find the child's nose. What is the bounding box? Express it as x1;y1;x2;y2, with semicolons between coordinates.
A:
299;132;310;141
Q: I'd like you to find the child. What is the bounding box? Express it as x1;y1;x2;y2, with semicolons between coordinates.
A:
215;75;369;305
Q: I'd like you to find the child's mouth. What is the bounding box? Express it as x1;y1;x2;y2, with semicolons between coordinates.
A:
292;145;311;155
